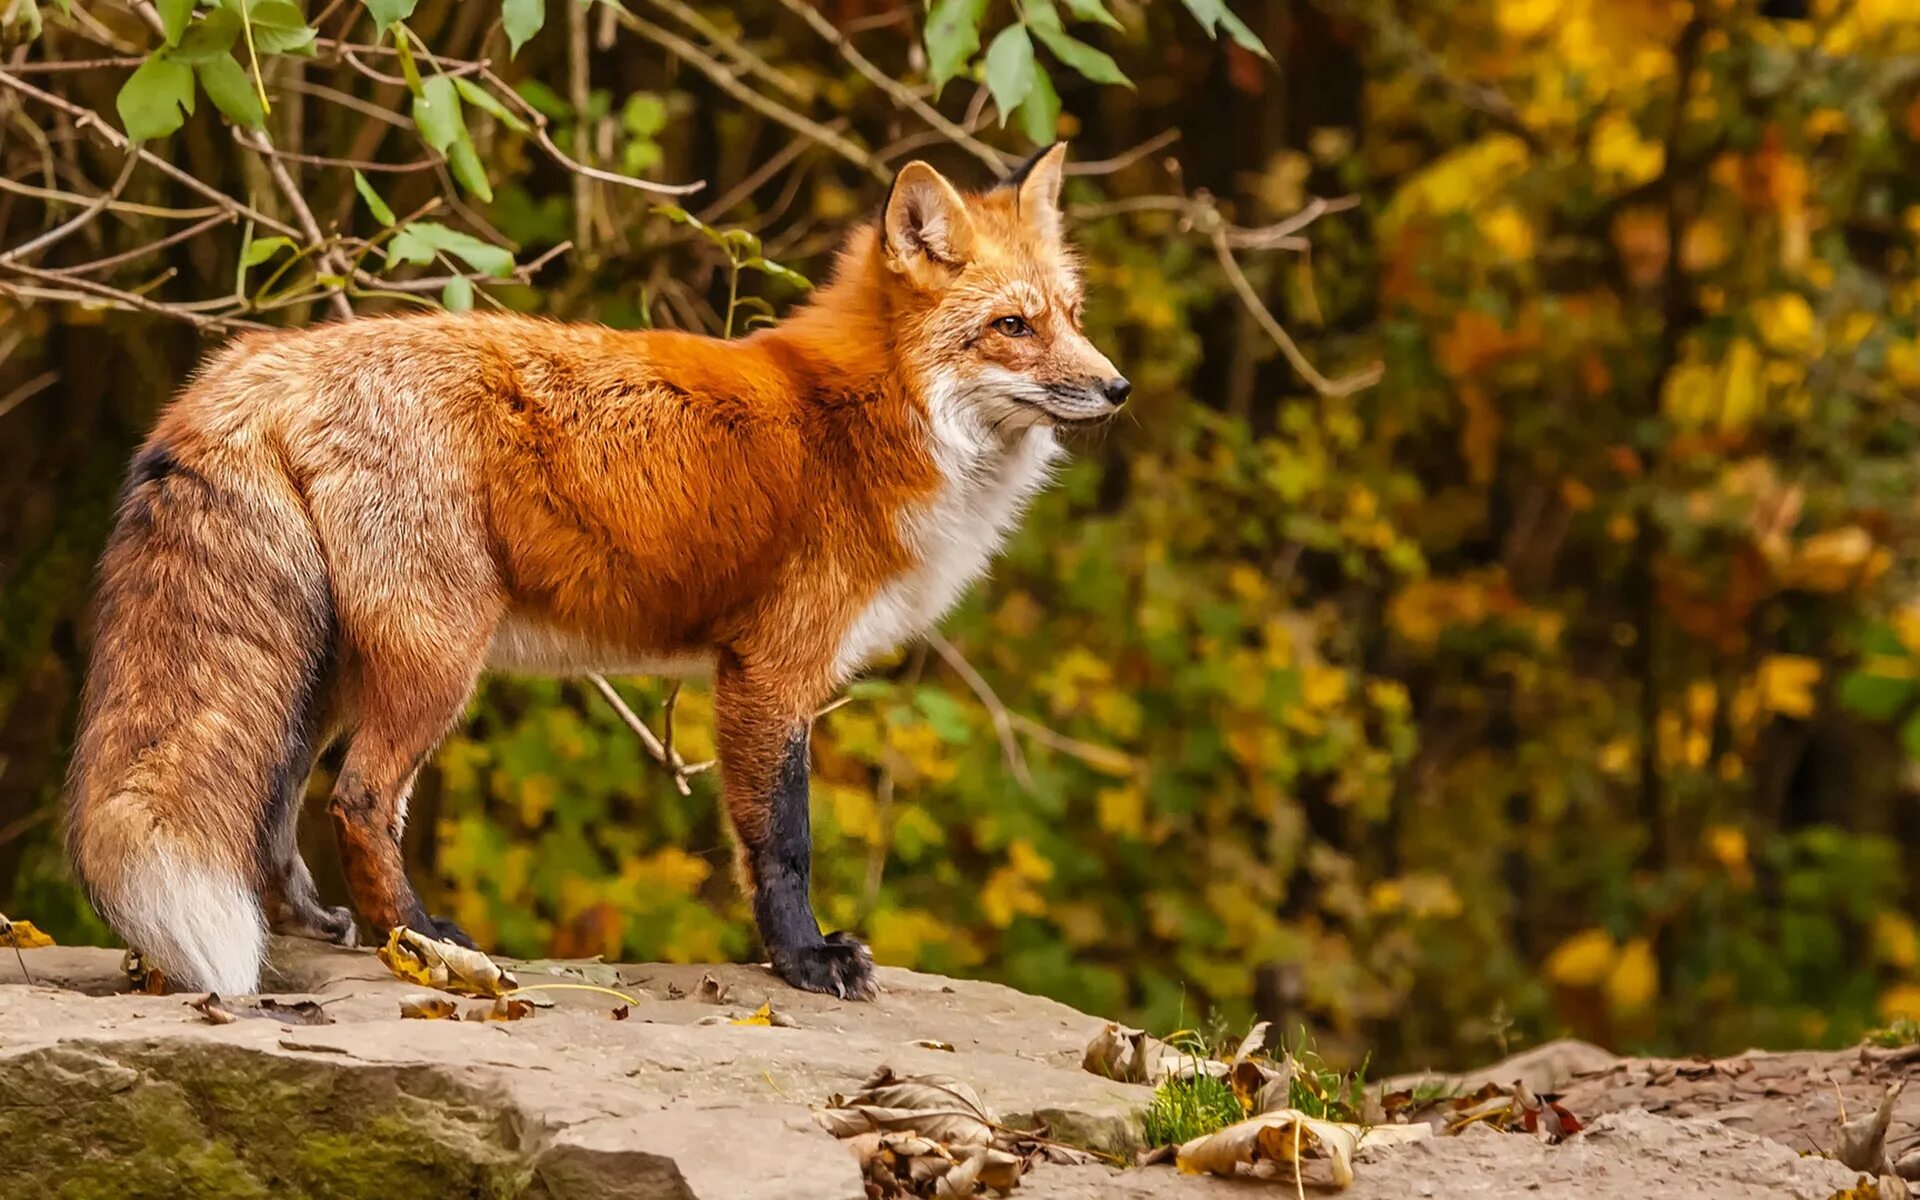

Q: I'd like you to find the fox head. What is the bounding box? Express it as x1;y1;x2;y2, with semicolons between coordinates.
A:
878;144;1130;435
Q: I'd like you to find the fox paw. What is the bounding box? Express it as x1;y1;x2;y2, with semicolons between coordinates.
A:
771;931;877;1001
427;915;479;949
272;904;358;948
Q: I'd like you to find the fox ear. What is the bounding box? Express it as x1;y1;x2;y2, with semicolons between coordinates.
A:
1009;142;1068;244
883;161;975;282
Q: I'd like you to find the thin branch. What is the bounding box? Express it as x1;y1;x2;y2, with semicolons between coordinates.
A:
1209;217;1382;397
611;7;884;181
772;0;1010;173
0;268;271;330
234;128;354;319
927;633;1034;791
641;0;809;104
0;150;137;266
0;68;304;238
1064;128;1182;178
0;368;58;419
587;674;711;796
44;210;235;276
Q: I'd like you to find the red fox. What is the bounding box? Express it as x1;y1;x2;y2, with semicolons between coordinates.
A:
63;144;1127;999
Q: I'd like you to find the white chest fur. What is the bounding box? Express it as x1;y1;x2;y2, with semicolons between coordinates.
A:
832;408;1061;680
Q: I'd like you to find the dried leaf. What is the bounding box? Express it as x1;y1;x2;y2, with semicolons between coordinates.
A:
1082;1021;1222;1084
400;995;459;1020
913;1039;958;1052
1176;1109;1430;1186
1231;1057;1293;1115
123;949;169;995
376;926;518;997
1839;1082;1907;1174
0;914;54;949
814;1065;998;1146
694;973;732;1005
1231;1020;1271;1063
733;1001;774;1026
607;1004;630;1021
464;996;535;1022
191;994;334;1026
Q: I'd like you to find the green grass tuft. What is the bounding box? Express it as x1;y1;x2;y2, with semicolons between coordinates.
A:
1143;1072;1243;1147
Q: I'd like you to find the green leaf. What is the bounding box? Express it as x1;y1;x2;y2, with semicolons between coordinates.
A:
386;221;514;277
924;0;987;94
363;0;417;28
446;137;495;202
502;0;544;56
1840;670;1916;722
247;0;316;55
117;54;195;141
240;234;294;267
454;77;531;133
621;92;667;137
11;0;42;40
159;0;196;44
1216;5;1271;60
741;256;811;290
442;274;475;312
172;7;240;63
196;53;265;129
1026;4;1130;88
1901;710;1920;761
516;78;571;121
413;74;464;152
1062;0;1123;30
983;25;1036;127
353;169;396;226
1178;0;1270;59
1018;61;1060;145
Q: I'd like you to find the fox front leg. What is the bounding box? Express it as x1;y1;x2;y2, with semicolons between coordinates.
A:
715;655;876;1000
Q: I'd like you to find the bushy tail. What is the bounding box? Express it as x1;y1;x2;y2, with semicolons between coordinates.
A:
65;433;332;994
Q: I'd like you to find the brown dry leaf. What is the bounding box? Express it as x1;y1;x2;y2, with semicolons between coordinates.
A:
400;995;459;1020
813;1065;997;1146
1839;1082;1908;1174
1080;1022;1218;1084
123;948;167;994
912;1039;958;1052
1230;1020;1271;1063
464;996;535;1022
607;1004;630;1021
1230;1057;1293;1116
376;926;518;997
190;994;333;1027
0;914;54;949
694;972;732;1005
1176;1109;1430;1187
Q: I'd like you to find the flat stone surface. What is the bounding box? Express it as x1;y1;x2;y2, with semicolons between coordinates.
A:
0;942;1897;1198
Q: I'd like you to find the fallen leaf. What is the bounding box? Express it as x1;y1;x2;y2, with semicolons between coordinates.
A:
191;994;334;1026
814;1065;998;1146
465;996;535;1022
1839;1082;1907;1174
733;1001;774;1026
1231;1020;1271;1063
122;948;168;995
376;926;518;997
1231;1057;1293;1115
400;995;459;1020
608;1004;631;1021
1081;1022;1218;1084
0;914;54;949
1176;1109;1430;1186
694;972;732;1004
912;1039;958;1052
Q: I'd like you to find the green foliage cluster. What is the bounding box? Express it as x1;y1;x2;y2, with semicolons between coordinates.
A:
7;0;1920;1078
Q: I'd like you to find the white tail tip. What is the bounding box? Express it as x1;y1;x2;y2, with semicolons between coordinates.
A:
104;848;265;994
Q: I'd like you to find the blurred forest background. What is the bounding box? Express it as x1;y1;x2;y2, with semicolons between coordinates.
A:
5;0;1920;1075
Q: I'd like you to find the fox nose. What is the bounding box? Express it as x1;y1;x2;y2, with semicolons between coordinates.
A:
1103;377;1132;407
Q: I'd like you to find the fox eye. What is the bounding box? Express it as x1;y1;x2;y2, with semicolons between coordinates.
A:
991;315;1032;337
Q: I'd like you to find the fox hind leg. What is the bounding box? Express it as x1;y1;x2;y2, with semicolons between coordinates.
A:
326;627;493;948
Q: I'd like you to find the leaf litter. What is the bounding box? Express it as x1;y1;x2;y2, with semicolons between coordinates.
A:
815;1065;1102;1196
191;994;334;1027
1082;1021;1589;1189
377;926;518;997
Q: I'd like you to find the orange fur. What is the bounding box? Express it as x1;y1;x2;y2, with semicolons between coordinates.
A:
62;145;1127;997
